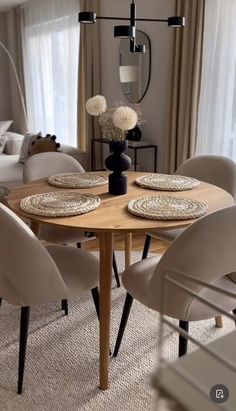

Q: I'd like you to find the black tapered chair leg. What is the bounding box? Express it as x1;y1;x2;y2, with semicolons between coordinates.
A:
232;309;236;326
178;320;189;357
61;299;68;316
60;244;78;316
0;297;2;307
113;293;134;357
142;234;152;259
113;251;120;287
18;306;30;394
91;287;99;319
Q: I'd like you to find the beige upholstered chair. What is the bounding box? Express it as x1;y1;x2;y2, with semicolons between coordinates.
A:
0;203;99;394
141;155;236;329
114;205;236;358
142;155;236;257
23;152;120;291
23;151;85;182
23;152;87;245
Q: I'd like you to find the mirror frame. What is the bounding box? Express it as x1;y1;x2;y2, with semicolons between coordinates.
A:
119;30;151;103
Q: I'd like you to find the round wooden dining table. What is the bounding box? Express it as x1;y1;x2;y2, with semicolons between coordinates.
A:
7;171;234;390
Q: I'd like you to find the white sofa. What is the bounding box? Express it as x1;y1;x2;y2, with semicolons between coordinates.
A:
0;132;88;189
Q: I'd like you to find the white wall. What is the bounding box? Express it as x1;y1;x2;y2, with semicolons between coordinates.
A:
0;12;12;121
100;0;176;171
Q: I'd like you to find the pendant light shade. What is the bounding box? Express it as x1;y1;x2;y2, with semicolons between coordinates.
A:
78;11;96;24
168;16;185;27
130;42;146;54
114;26;135;39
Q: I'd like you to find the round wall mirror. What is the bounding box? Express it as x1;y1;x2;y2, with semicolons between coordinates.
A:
119;30;151;103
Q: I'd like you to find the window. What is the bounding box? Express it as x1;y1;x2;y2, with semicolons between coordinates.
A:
23;0;80;147
196;0;236;160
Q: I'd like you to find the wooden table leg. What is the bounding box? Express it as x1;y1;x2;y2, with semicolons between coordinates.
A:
30;221;40;237
99;232;113;390
215;315;224;328
125;233;132;269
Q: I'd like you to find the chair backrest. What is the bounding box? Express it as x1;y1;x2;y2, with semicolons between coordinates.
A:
0;203;67;306
23;152;85;183
176;155;236;199
147;205;236;320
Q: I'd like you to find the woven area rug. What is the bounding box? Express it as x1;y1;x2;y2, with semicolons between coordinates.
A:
0;251;234;411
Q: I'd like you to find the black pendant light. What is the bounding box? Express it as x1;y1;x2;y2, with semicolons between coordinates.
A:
78;1;185;54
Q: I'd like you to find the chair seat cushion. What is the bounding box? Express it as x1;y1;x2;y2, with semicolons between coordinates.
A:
122;255;162;307
46;245;99;296
123;255;236;321
39;224;92;244
147;228;184;243
186;276;236;321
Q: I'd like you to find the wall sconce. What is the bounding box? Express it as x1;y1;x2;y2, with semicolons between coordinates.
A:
79;1;185;54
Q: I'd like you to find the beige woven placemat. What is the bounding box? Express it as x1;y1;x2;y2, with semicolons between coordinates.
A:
135;174;200;191
128;195;208;220
20;191;101;217
48;172;108;188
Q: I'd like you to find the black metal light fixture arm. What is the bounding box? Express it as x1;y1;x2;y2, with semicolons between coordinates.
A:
96;16;131;21
79;15;184;25
78;3;185;53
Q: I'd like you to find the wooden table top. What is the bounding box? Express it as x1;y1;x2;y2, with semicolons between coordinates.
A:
7;171;234;233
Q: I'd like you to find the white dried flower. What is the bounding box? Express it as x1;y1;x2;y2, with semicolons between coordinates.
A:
86;95;107;116
85;95;143;140
112;106;137;131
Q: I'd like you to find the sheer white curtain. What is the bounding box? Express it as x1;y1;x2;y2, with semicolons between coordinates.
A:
22;0;80;146
196;0;236;160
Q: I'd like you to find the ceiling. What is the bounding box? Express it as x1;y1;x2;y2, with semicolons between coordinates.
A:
0;0;27;11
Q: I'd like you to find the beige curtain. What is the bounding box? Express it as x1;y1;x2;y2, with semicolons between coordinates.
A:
78;0;101;169
7;7;27;134
164;0;205;174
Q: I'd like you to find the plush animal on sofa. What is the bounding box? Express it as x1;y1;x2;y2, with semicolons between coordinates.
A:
29;134;61;156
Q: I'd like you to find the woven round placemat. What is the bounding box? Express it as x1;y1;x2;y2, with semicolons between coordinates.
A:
48;173;108;188
135;174;200;191
20;191;101;217
128;195;208;220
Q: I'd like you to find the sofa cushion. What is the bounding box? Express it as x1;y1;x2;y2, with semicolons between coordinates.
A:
0;154;23;183
0;136;8;153
3;132;24;155
18;132;41;163
0;120;13;135
0;143;88;189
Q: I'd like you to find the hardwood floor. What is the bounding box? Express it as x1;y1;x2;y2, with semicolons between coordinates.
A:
83;232;169;255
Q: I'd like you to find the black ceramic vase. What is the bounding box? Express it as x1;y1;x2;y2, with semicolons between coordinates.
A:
105;140;131;195
127;125;142;141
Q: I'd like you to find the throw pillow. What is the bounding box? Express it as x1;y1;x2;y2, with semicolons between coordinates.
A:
0;135;8;153
0;120;13;135
18;132;41;163
28;134;60;156
3;132;24;155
